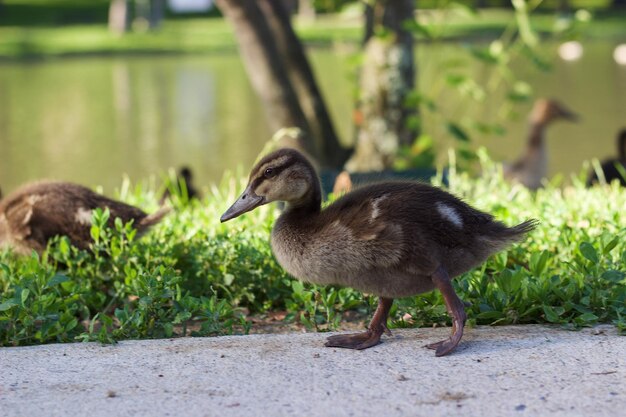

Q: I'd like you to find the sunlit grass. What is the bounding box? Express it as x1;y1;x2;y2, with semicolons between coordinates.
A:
0;20;238;57
1;7;625;59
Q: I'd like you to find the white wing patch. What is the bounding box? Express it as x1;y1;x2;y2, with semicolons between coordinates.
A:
436;202;463;228
74;207;93;225
27;195;43;205
370;194;388;220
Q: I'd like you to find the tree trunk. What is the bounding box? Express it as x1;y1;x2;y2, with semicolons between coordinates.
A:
215;0;312;148
363;2;376;45
149;0;166;30
475;0;487;8
257;0;348;167
557;0;570;13
298;0;316;22
109;0;130;35
346;0;416;172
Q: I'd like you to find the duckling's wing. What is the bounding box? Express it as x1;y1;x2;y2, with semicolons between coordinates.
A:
309;218;405;277
321;181;490;271
316;193;437;274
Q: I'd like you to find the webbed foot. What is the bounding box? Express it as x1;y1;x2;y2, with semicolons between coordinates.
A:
426;266;467;357
325;330;382;350
424;326;464;357
324;297;393;350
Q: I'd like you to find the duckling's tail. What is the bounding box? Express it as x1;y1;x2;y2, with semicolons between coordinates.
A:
481;218;538;253
139;205;172;229
507;219;539;238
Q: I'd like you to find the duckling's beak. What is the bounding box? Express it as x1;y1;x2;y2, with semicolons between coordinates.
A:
220;186;266;222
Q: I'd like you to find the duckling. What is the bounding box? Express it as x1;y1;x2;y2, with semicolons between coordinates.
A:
504;99;578;190
587;129;626;187
0;181;170;255
160;166;201;204
221;148;536;356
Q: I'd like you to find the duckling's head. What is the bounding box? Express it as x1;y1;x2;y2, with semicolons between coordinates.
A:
179;166;193;182
220;148;320;222
530;99;578;125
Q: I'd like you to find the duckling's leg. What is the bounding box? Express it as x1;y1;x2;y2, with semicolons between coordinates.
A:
425;266;466;357
325;297;393;350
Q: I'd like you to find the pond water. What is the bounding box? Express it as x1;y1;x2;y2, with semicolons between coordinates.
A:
1;40;625;195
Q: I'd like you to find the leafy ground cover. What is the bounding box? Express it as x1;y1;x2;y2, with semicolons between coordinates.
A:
1;154;625;346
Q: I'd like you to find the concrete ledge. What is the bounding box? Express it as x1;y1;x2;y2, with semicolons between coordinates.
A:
1;325;624;417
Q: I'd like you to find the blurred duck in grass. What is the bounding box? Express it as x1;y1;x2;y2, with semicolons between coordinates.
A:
0;181;169;255
587;129;626;187
159;166;201;205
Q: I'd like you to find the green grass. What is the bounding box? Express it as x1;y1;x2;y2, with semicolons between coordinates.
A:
0;19;238;58
1;154;625;347
0;6;625;60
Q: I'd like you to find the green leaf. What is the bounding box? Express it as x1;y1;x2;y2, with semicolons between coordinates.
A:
450;1;478;17
164;323;173;338
476;311;505;320
223;273;235;286
469;47;498;64
601;270;625;283
602;236;620;255
543;305;561;323
101;208;111;225
579;242;598;264
65;318;78;331
291;280;304;295
59;236;70;256
495;269;512;293
47;274;70;288
578;312;598;322
530;250;550;276
90;225;100;242
445;74;466;87
139;296;153;307
507;81;533;102
446;122;470;142
402;20;432;39
0;300;19;311
21;289;31;305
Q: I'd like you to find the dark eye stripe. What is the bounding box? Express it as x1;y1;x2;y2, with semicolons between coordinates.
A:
251;157;297;188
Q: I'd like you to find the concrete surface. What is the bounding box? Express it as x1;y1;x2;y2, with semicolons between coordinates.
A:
1;325;624;417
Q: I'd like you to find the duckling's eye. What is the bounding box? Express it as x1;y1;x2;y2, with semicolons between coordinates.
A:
264;168;275;178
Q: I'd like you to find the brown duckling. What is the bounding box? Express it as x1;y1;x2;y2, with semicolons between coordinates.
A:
0;181;170;255
504;99;578;190
221;148;536;356
587;129;626;187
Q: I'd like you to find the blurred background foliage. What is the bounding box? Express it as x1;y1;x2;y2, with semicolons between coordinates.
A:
2;0;624;191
